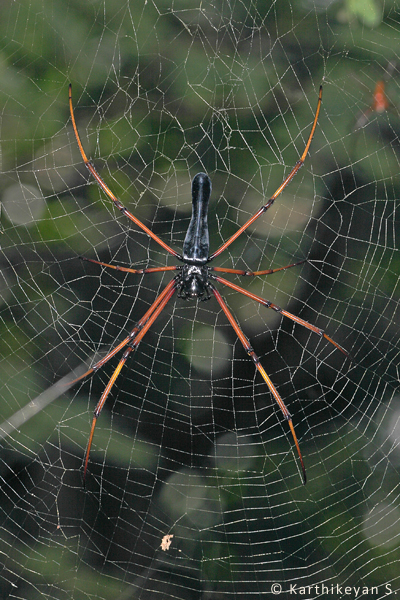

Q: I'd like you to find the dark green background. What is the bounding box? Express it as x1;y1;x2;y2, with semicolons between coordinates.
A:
0;0;399;598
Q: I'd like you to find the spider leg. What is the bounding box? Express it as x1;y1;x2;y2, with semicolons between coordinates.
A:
210;284;306;484
69;85;182;261
209;86;322;261
82;278;177;480
67;278;178;386
80;256;180;275
211;259;306;277
213;274;349;357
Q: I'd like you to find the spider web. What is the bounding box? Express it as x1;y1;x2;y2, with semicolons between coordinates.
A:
0;0;399;598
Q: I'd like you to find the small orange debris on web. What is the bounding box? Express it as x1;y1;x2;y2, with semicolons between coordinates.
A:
372;80;389;114
161;534;174;551
354;62;397;129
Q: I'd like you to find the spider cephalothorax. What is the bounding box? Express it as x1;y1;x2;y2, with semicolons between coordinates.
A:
177;263;211;300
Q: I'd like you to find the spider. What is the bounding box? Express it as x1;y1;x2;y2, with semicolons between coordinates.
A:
68;84;348;484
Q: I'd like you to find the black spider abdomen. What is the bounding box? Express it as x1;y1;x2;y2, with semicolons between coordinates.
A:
182;173;211;264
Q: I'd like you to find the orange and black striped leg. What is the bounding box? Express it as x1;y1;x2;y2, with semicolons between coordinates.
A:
82;278;177;481
210;284;306;484
69;85;182;261
211;259;306;277
67;278;178;387
213;275;349;358
80;256;180;275
209;86;322;262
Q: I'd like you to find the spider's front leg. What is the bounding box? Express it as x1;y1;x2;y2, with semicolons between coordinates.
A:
66;277;177;481
210;284;307;484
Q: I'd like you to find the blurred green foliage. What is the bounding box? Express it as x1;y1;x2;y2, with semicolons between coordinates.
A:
0;0;399;598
